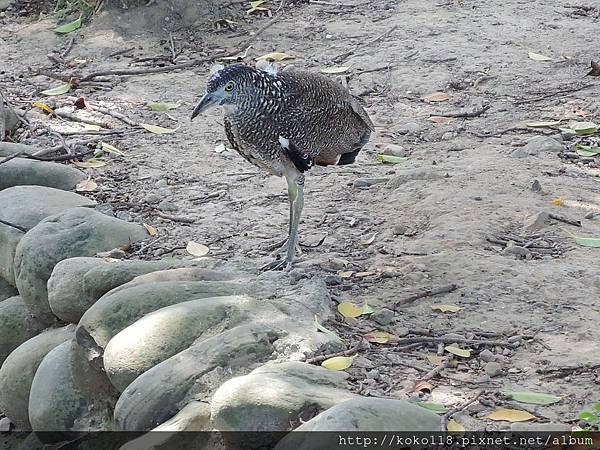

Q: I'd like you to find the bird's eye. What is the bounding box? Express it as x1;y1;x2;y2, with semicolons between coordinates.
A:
224;82;234;92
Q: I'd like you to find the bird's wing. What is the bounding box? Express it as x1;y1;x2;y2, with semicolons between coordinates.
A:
349;96;375;132
278;135;313;173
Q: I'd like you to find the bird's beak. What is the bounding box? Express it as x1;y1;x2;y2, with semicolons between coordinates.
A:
191;93;218;120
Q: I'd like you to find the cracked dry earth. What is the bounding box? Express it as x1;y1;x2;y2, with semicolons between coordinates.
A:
1;0;600;433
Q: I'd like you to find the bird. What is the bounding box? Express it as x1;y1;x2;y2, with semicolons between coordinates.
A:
191;62;374;271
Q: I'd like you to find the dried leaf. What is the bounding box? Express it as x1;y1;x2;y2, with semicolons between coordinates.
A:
428;116;454;124
72;159;107;168
320;66;352;74
528;51;552;61
431;304;462;313
526;120;561;128
447;419;465;432
420;92;449;102
550;198;564;206
75;178;97;192
314;315;344;343
376;154;408;164
487;408;536;422
101;142;126;156
363;330;397;344
40;83;71;96
186;241;210;257
143;223;158;236
31;102;54;114
416;402;448;414
74;96;88;109
255;52;294;62
586;60;600;77
321;355;354;371
53;17;82;34
141;123;180;134
147;101;181;112
338;270;353;278
361;232;377;246
82;124;102;131
505;391;561;406
445;346;471;358
426;354;445;365
247;0;269;14
570;121;598;135
413;381;434;394
337;302;363;318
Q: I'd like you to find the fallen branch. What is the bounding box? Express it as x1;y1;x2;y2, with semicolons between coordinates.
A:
55;110;110;128
548;213;581;227
393;336;517;348
536;362;600;375
155;211;196;224
394;284;458;308
514;84;594;105
431;105;491;119
440;390;484;431
305;341;366;364
87;103;138;127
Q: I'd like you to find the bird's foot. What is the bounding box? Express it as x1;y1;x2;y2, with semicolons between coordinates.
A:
260;256;293;272
266;238;302;258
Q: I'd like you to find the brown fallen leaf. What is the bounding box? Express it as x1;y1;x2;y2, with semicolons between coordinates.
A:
586;60;600;77
363;330;398;344
143;223;158;236
421;92;450;102
413;381;434;394
428;116;454;124
74;96;90;109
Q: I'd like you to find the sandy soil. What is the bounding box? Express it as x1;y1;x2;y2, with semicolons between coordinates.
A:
1;0;599;431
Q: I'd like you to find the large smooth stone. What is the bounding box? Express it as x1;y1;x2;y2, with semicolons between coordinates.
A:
48;258;227;324
0;142;43;157
0;186;96;286
13;207;147;324
0;325;75;429
78;280;246;349
275;398;442;450
0;277;17;301
114;323;279;431
0;296;45;366
0;158;86;191
211;361;356;432
29;340;117;437
104;295;255;391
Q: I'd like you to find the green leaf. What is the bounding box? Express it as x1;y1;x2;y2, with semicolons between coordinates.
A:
101;142;126;156
53;17;82;34
147;101;181;112
376;154;408;164
576;144;600;157
505;391;562;406
362;302;375;315
571;121;598;136
321;355;354;371
579;412;598;423
320;66;352;74
314;315;344;343
573;236;600;248
445;346;471;358
595;403;600;413
40;83;71;96
416;402;448;414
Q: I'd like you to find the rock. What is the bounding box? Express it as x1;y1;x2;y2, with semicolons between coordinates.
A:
0;186;95;286
0;1;14;12
154;179;168;188
119;401;213;450
353;178;389;188
276;398;440;449
158;200;178;212
13;208;147;324
0;325;75;429
479;349;495;362
0;277;17;301
0;158;86;191
104;295;259;391
48;258;222;324
502;245;531;258
0;296;45;366
29;340;116;436
510;147;530;159
211;361;356;433
392;224;408;236
510;422;570;433
78;280;246;349
396;122;420;135
524;136;564;155
114;324;280;430
523;211;550;232
323;275;342;286
584;210;595;219
371;307;395;325
484;361;503;378
531;179;542;192
387;169;444;189
144;193;160;204
95;248;128;259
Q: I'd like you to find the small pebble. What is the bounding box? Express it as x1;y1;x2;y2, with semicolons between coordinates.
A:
392;224;408;236
479;349;495;362
371;308;395;326
531;179;542;192
502;348;511;356
144;193;160;204
0;417;11;432
584;210;595;219
366;369;380;380
324;275;342;286
484;361;503;378
155;179;168;188
158;200;178;212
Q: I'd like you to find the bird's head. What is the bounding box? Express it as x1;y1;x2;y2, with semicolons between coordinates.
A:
191;64;262;120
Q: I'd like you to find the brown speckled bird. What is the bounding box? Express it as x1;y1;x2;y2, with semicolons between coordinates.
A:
191;63;374;270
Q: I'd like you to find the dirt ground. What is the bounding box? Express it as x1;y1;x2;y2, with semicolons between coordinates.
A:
1;0;600;432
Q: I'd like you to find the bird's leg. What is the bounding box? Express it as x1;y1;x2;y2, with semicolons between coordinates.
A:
261;174;304;271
